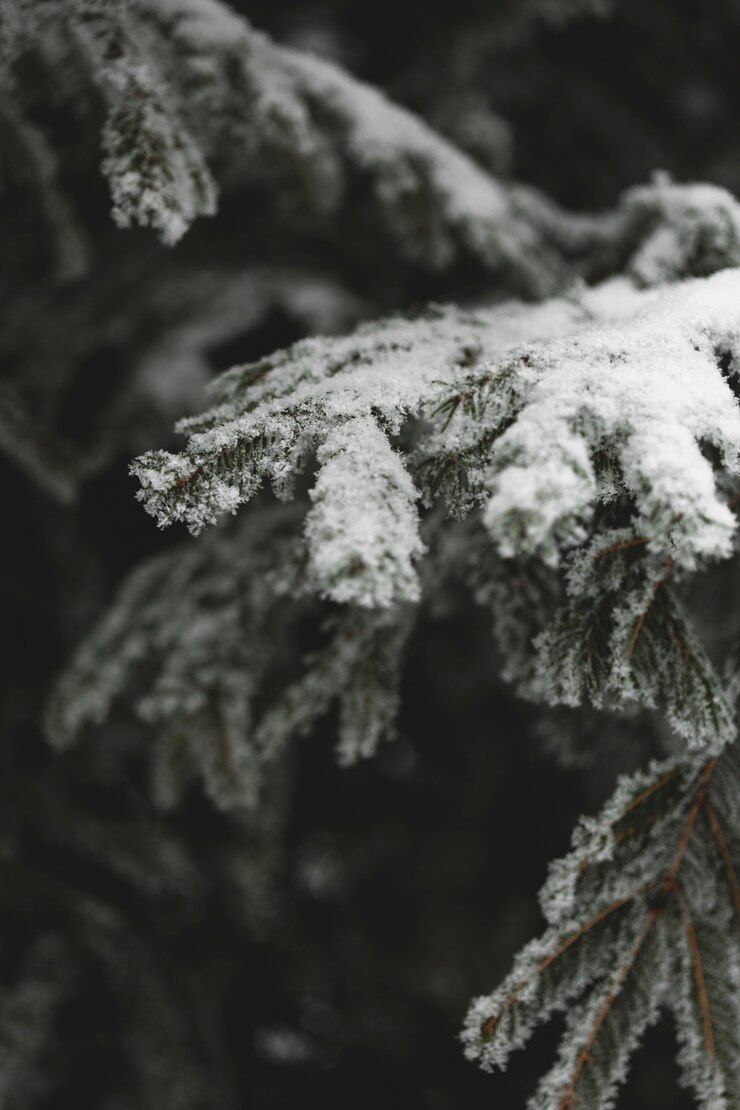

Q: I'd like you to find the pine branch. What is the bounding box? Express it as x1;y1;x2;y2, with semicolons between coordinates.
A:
478;895;634;1040
464;750;740;1106
9;3;740;289
556;907;659;1109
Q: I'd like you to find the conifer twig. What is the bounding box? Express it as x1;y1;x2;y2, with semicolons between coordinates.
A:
557;909;657;1109
479;896;633;1038
555;758;717;1105
676;885;717;1062
627;560;674;660
704;801;740;922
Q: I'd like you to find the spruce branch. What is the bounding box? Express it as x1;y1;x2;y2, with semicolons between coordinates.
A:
7;2;740;290
464;752;739;1107
8;2;740;1105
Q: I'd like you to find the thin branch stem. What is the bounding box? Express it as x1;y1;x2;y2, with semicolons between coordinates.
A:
704;802;740;922
664;760;716;885
676;885;716;1062
626;557;675;660
594;535;651;560
479;897;633;1039
617;766;682;823
558;910;657;1109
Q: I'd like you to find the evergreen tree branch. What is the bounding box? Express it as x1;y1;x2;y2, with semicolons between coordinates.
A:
557;907;658;1109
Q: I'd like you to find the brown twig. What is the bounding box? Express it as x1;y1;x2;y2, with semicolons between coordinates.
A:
664;760;716;885
627;558;674;660
676;885;716;1062
594;535;651;560
558;909;657;1109
617;767;682;823
480;897;633;1039
704;802;740;922
211;690;241;789
576;768;682;873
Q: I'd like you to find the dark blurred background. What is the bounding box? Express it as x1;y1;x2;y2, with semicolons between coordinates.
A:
4;0;737;1105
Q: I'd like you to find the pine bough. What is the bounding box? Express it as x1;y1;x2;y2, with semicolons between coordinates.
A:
5;1;740;291
6;0;740;505
14;0;738;1103
51;265;740;1106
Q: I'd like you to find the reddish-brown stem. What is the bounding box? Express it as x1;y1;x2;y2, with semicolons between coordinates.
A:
627;564;673;659
664;760;716;885
618;767;682;823
558;910;657;1109
704;802;740;922
676;886;716;1061
479;897;633;1039
594;535;651;560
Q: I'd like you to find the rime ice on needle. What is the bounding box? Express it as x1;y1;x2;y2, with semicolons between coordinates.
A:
52;268;740;818
130;268;740;1106
134;269;740;578
6;1;740;290
463;749;740;1108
